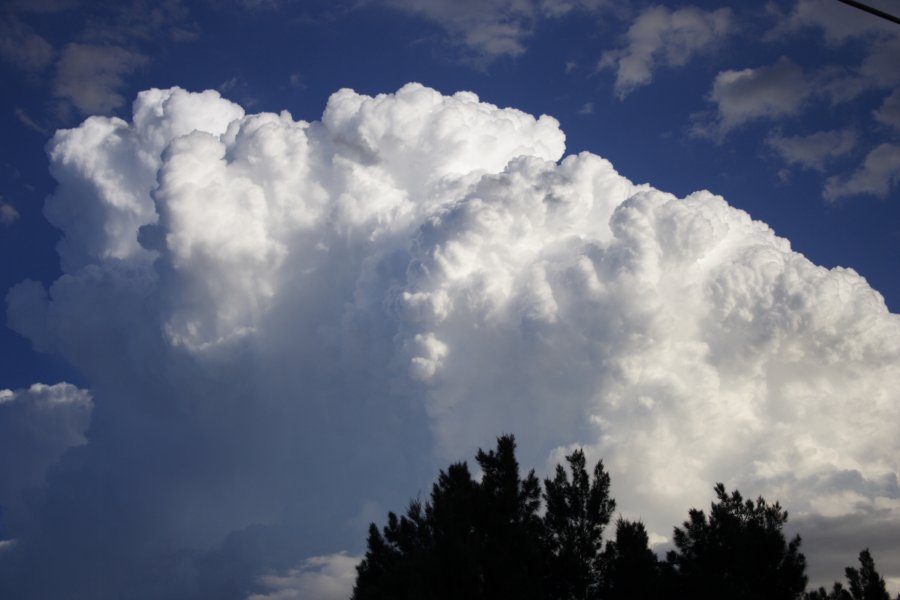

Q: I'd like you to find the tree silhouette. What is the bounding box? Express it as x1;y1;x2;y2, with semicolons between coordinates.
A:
350;436;900;600
664;483;808;600
806;549;894;600
351;435;549;600
598;518;661;600
542;448;615;599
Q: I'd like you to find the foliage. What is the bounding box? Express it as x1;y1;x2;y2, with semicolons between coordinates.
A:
352;436;614;600
352;435;896;600
665;483;808;600
806;549;894;600
543;448;615;599
598;518;661;600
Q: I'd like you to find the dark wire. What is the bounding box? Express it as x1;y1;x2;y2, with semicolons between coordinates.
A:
835;0;900;26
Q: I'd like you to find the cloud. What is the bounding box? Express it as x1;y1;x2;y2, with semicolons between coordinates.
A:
44;87;244;272
696;57;810;137
3;84;900;598
859;36;900;91
766;128;858;171
14;107;49;135
0;199;20;226
600;5;732;98
7;0;80;13
770;0;900;104
53;43;146;114
0;17;54;72
791;512;900;590
376;0;610;62
28;1;196;117
777;0;898;44
824;143;900;201
875;89;900;132
248;553;360;600
0;383;92;521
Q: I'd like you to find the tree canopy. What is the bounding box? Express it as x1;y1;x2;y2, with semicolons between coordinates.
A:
352;435;895;600
664;483;807;600
806;548;896;600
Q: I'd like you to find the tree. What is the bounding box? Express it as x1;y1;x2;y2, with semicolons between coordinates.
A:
599;518;661;600
846;549;892;600
542;448;616;599
665;483;808;600
351;435;549;600
806;549;892;600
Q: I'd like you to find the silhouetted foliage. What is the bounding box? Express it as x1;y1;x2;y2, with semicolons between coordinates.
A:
352;436;897;600
352;435;552;600
352;436;615;600
542;448;615;599
598;518;661;600
806;549;893;600
664;483;808;600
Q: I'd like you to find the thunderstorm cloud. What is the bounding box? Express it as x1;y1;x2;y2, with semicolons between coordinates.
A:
3;84;899;598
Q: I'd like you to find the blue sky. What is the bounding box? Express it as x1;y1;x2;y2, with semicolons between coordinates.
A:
1;1;899;598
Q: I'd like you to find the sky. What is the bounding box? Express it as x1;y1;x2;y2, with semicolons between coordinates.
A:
0;0;899;598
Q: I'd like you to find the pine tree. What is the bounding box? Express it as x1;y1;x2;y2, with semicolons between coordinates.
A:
542;449;615;599
599;518;661;600
665;483;807;600
806;549;893;600
351;435;550;600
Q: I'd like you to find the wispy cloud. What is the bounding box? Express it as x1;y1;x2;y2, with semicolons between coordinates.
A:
766;128;858;171
3;0;198;118
0;198;20;225
874;89;900;132
600;5;733;99
0;17;54;72
376;0;613;64
824;143;900;201
14;107;49;134
53;43;146;114
773;0;898;44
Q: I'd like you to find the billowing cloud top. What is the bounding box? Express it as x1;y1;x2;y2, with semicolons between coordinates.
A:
4;83;900;597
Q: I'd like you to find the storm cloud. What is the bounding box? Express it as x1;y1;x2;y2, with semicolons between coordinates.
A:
4;84;899;598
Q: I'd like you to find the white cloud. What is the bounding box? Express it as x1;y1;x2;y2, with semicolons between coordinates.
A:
766;128;857;171
824;143;900;201
44;87;244;272
698;57;810;137
248;553;360;600
53;43;146;114
3;84;900;597
600;5;732;98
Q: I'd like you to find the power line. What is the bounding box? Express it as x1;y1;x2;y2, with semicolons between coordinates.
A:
835;0;900;26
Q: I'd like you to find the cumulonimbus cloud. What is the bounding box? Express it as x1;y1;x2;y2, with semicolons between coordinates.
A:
3;83;899;597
